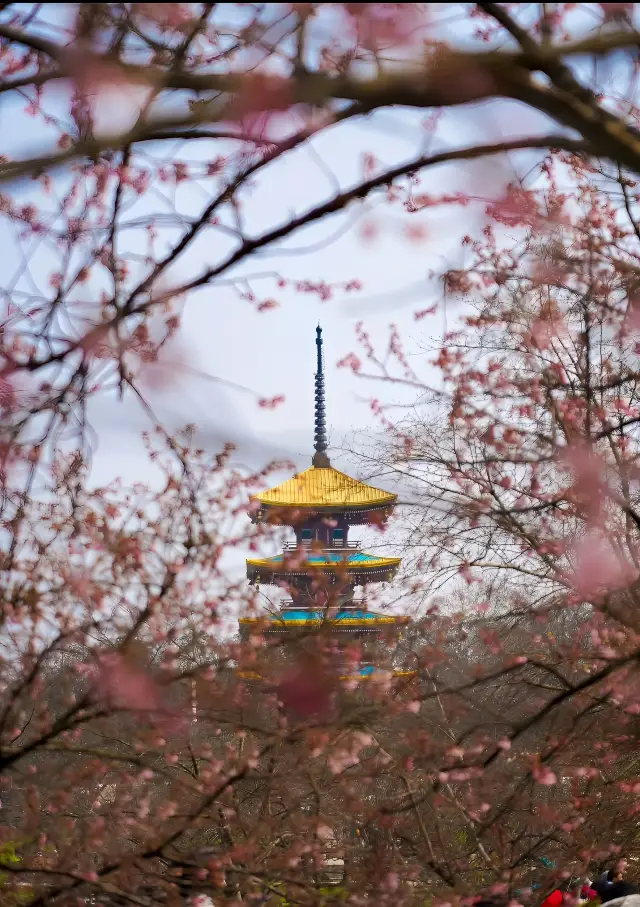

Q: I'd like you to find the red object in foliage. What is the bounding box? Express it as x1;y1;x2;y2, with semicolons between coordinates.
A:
276;657;336;720
541;891;564;907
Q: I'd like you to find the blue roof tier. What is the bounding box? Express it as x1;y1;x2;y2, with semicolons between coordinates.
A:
261;608;387;621
256;552;392;564
246;550;400;578
237;664;417;682
341;664;416;680
239;607;409;629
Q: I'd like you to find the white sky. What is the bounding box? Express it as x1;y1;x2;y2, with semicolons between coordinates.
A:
0;4;572;614
0;3;606;494
0;5;562;491
82;102;548;488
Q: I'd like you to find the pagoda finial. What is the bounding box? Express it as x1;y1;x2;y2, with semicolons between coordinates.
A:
312;324;330;468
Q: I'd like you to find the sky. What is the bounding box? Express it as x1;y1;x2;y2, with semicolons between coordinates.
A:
80;102;543;488
0;3;612;495
0;5;564;490
0;4;574;615
74;101;548;621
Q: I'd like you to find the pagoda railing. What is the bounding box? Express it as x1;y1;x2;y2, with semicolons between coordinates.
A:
283;540;361;550
280;599;367;609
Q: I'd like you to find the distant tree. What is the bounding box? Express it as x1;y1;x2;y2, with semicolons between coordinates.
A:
350;143;640;891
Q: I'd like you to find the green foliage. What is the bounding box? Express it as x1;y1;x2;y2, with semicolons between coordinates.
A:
0;839;23;888
0;839;35;905
318;887;349;902
263;883;349;907
0;842;22;866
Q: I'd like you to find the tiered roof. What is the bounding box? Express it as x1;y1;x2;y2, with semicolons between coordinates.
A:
246;550;400;583
243;325;405;638
252;466;396;511
240;607;408;630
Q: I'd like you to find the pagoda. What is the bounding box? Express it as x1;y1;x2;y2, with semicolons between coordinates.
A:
240;326;409;680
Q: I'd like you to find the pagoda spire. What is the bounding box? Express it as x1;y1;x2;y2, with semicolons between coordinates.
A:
312;324;330;468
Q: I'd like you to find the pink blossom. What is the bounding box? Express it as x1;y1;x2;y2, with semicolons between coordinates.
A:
530;311;567;350
257;299;279;312
136;3;194;28
192;896;215;907
427;51;499;105
316;823;333;840
560;444;611;527
532;764;557;785
383;872;399;892
459;563;474;584
277;660;335;720
415;304;438;320
67;49;147;100
488;185;547;229
570;531;637;600
327;750;359;774
352;731;374;748
599;3;633;22
0;379;16;413
337;353;362;373
96;652;164;713
405;222;429;242
360;220;379;243
226;74;293;127
258;395;285;409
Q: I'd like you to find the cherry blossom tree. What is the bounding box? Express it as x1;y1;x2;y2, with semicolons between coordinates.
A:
350;141;640;896
5;3;640;907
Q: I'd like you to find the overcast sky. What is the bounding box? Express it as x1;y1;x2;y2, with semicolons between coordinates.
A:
80;101;544;489
0;5;565;616
0;6;560;493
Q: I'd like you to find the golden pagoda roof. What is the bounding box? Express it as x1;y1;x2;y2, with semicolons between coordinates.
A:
252;466;397;510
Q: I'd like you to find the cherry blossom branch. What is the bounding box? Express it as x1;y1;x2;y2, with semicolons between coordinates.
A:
126;135;588;309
